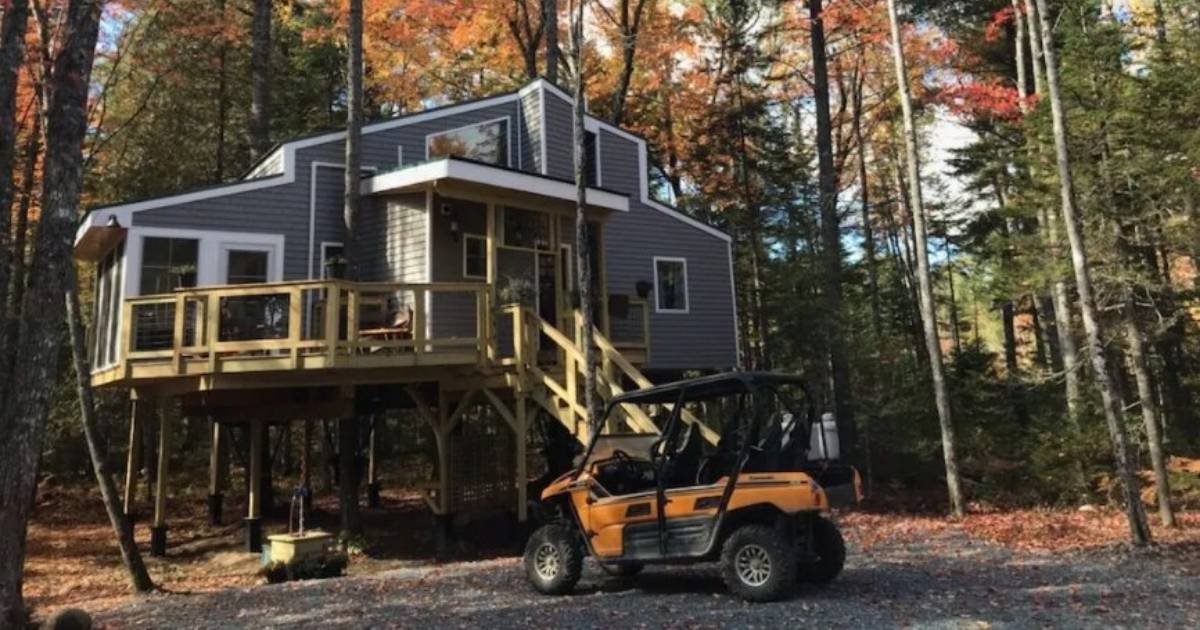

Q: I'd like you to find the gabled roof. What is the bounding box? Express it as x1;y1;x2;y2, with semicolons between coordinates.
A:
76;77;730;249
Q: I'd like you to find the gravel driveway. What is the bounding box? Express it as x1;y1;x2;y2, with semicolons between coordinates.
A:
95;527;1199;629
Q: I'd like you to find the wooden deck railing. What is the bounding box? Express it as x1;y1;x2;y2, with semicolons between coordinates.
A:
104;279;490;382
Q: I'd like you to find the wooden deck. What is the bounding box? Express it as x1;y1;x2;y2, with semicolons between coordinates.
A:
91;278;650;395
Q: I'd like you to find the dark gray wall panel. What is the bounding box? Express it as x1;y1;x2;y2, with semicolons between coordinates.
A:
542;93;574;180
598;130;737;370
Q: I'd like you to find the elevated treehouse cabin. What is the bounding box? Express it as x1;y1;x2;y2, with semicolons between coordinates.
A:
74;78;738;554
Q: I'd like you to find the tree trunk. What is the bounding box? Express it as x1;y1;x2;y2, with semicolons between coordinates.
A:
572;0;599;427
945;245;962;357
5;110;39;358
809;0;854;450
248;0;271;160
343;0;364;279
1033;0;1151;545
65;289;155;593
0;0;30;348
1122;294;1175;527
337;417;362;536
543;0;559;84
887;0;964;517
608;0;648;126
214;0;229;181
0;0;102;623
1023;0;1085;489
853;72;883;339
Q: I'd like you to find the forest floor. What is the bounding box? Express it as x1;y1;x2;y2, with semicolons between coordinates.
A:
23;483;1200;628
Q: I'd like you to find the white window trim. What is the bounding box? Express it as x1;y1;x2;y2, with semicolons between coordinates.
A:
462;233;487;280
424;115;514;168
560;243;574;292
319;241;345;279
128;227;285;297
218;241;281;285
652;256;689;314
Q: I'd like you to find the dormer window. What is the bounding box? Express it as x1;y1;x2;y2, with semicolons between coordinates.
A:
426;118;510;167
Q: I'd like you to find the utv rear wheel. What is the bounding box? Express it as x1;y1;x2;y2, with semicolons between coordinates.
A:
524;524;583;595
598;561;644;578
800;516;845;584
720;525;796;602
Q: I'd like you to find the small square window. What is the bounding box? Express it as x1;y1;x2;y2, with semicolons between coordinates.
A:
654;257;688;313
464;234;487;279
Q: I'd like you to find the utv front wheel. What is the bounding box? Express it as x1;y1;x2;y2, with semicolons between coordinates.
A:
720;525;796;602
524;524;583;595
800;516;845;584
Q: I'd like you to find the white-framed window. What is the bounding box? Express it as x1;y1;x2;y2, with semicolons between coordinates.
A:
140;237;199;294
463;234;487;280
425;117;511;167
653;256;689;314
320;241;346;279
217;241;279;285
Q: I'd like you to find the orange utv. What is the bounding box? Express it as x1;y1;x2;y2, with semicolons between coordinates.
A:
523;372;861;602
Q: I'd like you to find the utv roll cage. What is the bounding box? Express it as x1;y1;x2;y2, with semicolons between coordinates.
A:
572;371;820;558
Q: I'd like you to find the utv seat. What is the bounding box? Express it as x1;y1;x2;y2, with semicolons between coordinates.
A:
665;422;704;487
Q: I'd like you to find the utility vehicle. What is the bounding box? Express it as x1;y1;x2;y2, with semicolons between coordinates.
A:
523;372;860;602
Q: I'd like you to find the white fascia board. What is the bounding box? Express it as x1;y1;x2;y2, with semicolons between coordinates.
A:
361;159;630;213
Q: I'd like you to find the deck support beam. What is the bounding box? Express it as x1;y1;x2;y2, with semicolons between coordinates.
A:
150;398;170;556
122;396;145;519
515;394;529;522
207;419;227;524
245;420;264;553
366;416;380;508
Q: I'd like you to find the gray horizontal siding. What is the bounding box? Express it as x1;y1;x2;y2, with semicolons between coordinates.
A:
120;83;735;370
430;195;487;338
360;192;426;284
542;92;574;180
598;130;737;370
520;90;542;174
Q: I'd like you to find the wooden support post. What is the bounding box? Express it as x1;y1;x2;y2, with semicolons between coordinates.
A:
207;419;227;525
301;419;313;513
366;416;380;508
150;399;170;556
435;385;452;557
486;202;497;358
245;420;264;553
515;394;528;522
123;397;143;519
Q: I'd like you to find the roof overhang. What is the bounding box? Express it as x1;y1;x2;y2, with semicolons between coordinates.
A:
73;224;128;262
361;158;630;213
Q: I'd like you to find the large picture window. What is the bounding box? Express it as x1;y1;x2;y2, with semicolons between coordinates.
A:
501;207;551;251
140;237;198;294
654;257;689;313
426;118;509;166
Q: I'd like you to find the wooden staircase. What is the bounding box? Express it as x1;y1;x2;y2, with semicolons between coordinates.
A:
504;306;719;447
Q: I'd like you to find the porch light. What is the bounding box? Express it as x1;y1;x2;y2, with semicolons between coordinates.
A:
106;215;121;229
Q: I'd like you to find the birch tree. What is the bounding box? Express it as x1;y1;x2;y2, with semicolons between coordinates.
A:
1032;0;1151;545
571;0;600;427
885;0;964;517
66;289;155;594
